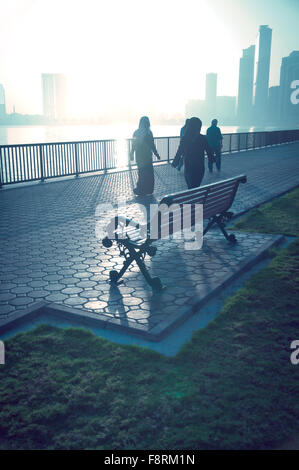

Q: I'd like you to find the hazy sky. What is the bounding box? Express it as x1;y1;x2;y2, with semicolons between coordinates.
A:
1;0;298;116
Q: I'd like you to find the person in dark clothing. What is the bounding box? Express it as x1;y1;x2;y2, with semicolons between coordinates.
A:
130;116;161;196
172;117;213;189
180;119;190;139
206;119;223;172
177;118;190;171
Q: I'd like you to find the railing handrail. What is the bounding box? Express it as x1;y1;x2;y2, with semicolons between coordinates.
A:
1;129;299;186
0;138;117;149
2;129;299;149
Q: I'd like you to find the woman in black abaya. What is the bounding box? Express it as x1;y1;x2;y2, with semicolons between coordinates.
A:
130;116;160;196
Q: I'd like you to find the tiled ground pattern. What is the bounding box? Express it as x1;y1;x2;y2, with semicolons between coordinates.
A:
0;142;298;336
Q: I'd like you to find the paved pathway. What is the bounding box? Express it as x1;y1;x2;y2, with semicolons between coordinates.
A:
0;142;298;339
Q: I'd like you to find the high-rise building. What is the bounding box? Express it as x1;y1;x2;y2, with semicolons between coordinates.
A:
216;96;236;123
0;84;6;118
279;51;299;123
268;86;280;123
205;73;217;117
42;74;67;120
237;45;255;124
253;25;272;123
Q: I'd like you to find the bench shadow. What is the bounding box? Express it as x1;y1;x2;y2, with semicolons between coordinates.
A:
143;224;245;336
102;195;196;336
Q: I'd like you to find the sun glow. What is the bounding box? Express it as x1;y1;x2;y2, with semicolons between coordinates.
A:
2;0;241;117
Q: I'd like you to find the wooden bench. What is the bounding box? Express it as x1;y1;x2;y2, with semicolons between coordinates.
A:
102;174;247;291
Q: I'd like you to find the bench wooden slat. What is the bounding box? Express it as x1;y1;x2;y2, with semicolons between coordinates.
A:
202;188;237;204
160;183;237;207
203;189;237;208
204;204;232;219
203;199;232;212
205;183;238;197
102;174;247;290
161;175;246;207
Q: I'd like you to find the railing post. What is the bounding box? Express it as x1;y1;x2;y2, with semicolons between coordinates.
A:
103;141;107;173
74;143;79;177
127;139;131;169
238;133;241;152
0;147;3;188
39;144;44;182
246;133;248;150
167;137;170;162
229;134;232;153
0;148;3;188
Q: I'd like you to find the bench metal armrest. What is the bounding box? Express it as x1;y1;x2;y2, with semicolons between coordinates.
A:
105;216;147;242
106;215;139;234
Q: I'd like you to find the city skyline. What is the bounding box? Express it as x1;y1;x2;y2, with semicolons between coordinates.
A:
184;19;298;127
1;30;298;127
42;73;67;120
237;45;255;123
253;25;272;123
0;0;298;119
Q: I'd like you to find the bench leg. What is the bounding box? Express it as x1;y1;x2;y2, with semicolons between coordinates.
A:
133;249;164;292
203;217;216;236
203;215;237;243
109;255;135;285
215;217;237;243
111;244;163;292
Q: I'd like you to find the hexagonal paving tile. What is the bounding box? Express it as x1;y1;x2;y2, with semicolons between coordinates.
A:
10;297;34;306
1;146;298;340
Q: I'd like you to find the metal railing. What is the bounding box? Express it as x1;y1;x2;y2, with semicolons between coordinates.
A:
0;129;299;186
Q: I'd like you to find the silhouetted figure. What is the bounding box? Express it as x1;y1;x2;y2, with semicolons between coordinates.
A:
206;119;223;172
177;118;190;171
172;117;213;189
130;116;160;196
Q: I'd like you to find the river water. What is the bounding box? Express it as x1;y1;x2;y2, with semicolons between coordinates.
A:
0;123;273;146
0;123;297;183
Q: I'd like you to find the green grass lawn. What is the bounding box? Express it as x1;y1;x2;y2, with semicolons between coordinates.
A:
0;190;299;450
232;187;299;236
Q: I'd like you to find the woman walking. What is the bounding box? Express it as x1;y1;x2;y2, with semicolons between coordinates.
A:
172;117;213;189
130;116;160;196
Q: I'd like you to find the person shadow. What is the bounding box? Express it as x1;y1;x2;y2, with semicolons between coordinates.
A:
141;200;199;336
106;285;131;329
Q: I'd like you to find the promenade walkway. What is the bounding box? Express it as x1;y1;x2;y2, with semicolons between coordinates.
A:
0;142;298;340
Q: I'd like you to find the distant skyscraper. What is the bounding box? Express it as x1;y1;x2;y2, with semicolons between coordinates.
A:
237;45;255;124
0;84;6;118
268;86;280;123
205;73;217;117
279;51;299;123
42;74;67;120
216;96;236;122
253;25;272;123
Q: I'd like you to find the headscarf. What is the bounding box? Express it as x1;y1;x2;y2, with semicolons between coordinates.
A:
183;117;202;144
134;116;151;142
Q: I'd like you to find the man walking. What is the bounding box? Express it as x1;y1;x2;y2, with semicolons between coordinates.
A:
206;119;223;172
